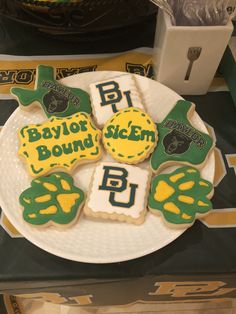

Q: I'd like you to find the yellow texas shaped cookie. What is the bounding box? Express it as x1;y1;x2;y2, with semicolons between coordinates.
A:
102;108;158;164
19;112;102;177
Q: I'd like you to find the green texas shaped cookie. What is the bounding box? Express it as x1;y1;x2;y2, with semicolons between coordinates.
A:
148;166;213;228
19;172;85;228
11;65;91;118
150;100;215;174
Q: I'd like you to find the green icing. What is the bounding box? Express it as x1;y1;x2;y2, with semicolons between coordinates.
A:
104;124;156;142
150;100;214;173
31;165;43;174
19;172;85;226
148;166;213;225
11;65;91;118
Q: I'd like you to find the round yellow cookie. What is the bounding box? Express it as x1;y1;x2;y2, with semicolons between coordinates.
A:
102;108;158;164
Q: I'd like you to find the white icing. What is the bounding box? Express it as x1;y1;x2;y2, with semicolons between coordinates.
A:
87;162;150;219
89;74;144;127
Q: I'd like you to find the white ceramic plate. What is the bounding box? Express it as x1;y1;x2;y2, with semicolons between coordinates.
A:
0;71;215;263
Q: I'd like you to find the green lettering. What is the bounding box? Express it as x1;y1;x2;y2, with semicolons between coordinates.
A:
42;127;53;139
128;125;141;141
141;130;155;142
73;140;85;152
61;122;70;135
104;125;115;139
79;120;88;131
84;134;94;148
27;128;41;142
62;143;73;154
36;145;51;160
51;126;61;139
113;125;120;139
52;145;62;157
69;122;80;133
119;129;127;139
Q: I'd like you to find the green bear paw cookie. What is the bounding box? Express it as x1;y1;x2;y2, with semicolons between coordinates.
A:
19;172;85;228
148;167;213;228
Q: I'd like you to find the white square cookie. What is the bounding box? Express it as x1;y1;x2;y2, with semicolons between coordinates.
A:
89;74;144;127
84;162;151;224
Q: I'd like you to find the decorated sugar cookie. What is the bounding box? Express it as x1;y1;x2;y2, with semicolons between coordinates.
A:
19;112;102;177
19;172;85;228
11;65;91;118
84;162;151;224
148;167;213;228
90;74;144;127
102;108;158;164
150;100;215;173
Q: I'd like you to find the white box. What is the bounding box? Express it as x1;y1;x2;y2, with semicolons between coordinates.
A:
153;10;234;95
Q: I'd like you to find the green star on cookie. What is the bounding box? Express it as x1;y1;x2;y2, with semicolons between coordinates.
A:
11;65;92;118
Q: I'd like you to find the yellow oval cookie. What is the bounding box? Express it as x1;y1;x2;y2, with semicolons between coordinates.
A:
102;108;158;164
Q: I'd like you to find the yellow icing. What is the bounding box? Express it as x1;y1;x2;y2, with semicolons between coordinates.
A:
56;193;80;213
199;181;209;187
102;108;157;164
164;202;180;214
170;173;185;183
187;169;197;173
154;181;175;202
35;194;52;203
198;200;209;207
18;113;102;177
28;214;36;218
179;181;195;191
182;213;191;220
23;197;31;204
43;182;57;192
178;195;194;204
39;205;57;215
60;179;71;191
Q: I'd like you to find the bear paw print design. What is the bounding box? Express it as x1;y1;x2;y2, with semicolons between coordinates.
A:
148;167;213;227
19;172;85;227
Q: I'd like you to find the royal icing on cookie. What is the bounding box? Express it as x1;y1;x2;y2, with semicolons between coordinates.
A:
148;167;213;227
90;74;144;127
11;65;91;118
84;162;151;224
19;112;102;177
102;108;158;164
150;100;215;173
19;172;85;227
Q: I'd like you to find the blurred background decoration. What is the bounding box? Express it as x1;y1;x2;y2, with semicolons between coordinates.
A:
0;0;157;36
150;0;236;26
